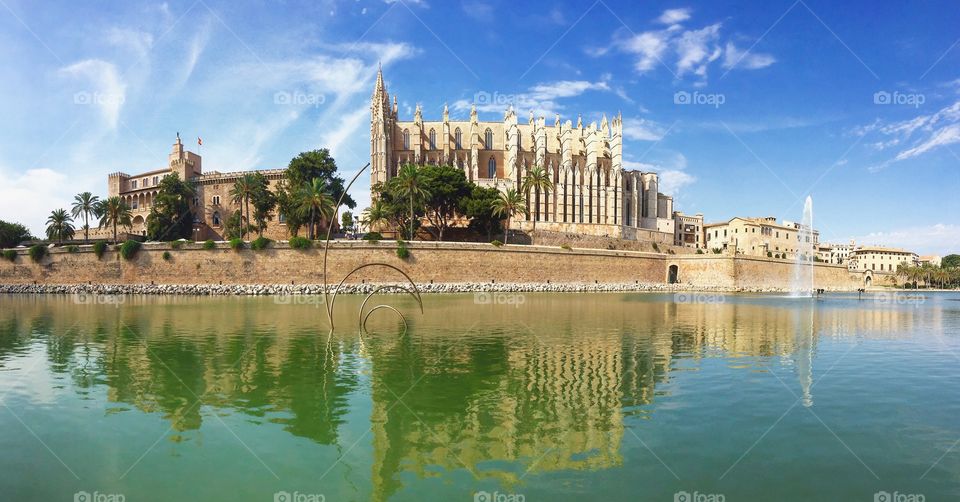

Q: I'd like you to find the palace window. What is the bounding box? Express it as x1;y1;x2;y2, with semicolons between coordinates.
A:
454;128;462;149
403;129;410;150
212;195;221;205
192;197;199;206
485;128;493;149
487;157;496;178
429;129;436;150
131;180;137;189
143;178;148;187
153;176;159;186
212;212;221;226
132;199;138;209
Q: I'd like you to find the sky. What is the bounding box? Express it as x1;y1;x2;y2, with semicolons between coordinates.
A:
0;0;958;255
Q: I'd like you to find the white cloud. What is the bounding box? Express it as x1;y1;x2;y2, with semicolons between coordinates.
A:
599;10;775;82
659;169;697;195
849;224;960;256
622;118;665;141
105;27;154;61
461;1;493;22
0;167;78;237
453;79;612;117
657;8;692;25
59;59;127;129
860;99;960;168
319;106;370;159
623;153;694;195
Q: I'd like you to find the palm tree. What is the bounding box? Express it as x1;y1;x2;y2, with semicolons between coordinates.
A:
492;188;528;245
392;164;430;240
70;192;100;242
46;209;75;244
96;196;132;243
297;178;335;240
363;198;392;234
229;173;257;239
521;166;554;232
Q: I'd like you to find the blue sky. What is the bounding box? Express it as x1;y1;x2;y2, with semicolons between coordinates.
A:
1;0;958;254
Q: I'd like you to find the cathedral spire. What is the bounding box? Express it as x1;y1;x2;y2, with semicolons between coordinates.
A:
372;62;387;101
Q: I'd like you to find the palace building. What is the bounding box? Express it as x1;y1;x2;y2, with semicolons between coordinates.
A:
370;68;680;242
103;135;289;240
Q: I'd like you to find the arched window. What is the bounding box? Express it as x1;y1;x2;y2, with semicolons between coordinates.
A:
454;128;462;149
487;157;496;178
485;128;493;149
429;129;436;150
212;212;221;226
403;129;410;150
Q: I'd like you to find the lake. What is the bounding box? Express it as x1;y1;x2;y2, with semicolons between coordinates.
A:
0;291;957;501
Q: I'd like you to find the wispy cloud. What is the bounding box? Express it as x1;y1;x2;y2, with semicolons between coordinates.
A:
59;59;127;129
452;79;611;117
858;99;960;170
848;223;960;255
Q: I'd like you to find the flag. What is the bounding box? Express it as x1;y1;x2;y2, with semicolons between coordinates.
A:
198;137;203;146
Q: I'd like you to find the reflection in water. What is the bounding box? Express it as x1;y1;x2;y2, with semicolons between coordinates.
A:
0;293;955;500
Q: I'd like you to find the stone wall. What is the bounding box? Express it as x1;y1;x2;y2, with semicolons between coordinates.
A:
0;242;864;290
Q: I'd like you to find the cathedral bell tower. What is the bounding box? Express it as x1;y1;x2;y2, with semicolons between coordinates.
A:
370;65;394;190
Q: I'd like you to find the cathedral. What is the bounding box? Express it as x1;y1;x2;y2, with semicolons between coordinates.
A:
370;68;681;241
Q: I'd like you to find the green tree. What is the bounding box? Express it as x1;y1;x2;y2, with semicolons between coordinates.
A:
460;184;502;241
521;166;554;232
362;198;392;234
70;192;100;242
275;179;306;237
942;254;960;269
229;173;257;239
96;196;133;243
392;164;431;240
298;178;335;240
0;220;32;248
147;173;196;241
420;164;471;241
286;149;356;209
491;188;527;244
249;172;276;237
341;210;353;235
46;208;75;243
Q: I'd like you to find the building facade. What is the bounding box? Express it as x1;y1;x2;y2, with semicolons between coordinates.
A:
703;216;820;259
370;68;677;241
672;211;704;249
816;241;857;265
104;135;290;240
848;247;918;273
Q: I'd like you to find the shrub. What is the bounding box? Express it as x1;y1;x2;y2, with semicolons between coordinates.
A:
767;251;773;258
169;240;184;249
712;248;722;254
652;242;660;252
66;245;79;253
251;236;273;250
93;241;108;258
560;244;572;250
3;249;16;262
289;236;312;249
162;251;172;261
229;238;245;251
491;240;503;247
696;249;704;254
362;232;383;242
396;240;410;260
203;239;216;250
29;244;47;263
119;240;141;260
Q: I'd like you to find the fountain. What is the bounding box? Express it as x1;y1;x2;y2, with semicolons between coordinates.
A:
790;196;814;297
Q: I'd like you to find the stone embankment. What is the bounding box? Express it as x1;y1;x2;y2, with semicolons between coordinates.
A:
0;282;833;296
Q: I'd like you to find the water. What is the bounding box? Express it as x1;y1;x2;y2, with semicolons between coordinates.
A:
0;292;958;501
791;196;815;297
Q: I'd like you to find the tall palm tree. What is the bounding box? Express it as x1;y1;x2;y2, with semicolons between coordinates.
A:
70;192;100;242
362;198;392;234
46;209;75;244
492;188;528;245
521;166;554;232
229;173;257;239
96;196;132;243
297;178;335;240
392;164;430;240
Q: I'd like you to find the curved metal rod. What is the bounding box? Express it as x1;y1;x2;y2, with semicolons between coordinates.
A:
362;304;408;335
322;163;371;329
358;284;424;326
329;263;422;326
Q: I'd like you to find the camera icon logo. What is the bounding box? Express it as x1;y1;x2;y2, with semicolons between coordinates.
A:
873;91;891;105
274;91;292;105
674;491;691;502
674;91;691;105
474;491;492;502
474;292;492;305
274;491;291;502
74;492;91;502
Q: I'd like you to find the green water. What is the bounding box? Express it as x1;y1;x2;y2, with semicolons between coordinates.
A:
0;292;958;501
